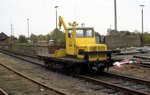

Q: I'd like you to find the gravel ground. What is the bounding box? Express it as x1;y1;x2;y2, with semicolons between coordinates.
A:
109;64;150;80
0;63;59;95
0;52;149;95
0;52;113;95
110;53;150;80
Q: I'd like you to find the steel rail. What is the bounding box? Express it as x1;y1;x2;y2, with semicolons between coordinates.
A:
140;64;150;68
103;72;150;85
133;55;150;68
1;49;150;95
0;49;44;67
74;74;150;95
133;55;150;60
0;62;66;95
0;48;37;59
0;88;8;95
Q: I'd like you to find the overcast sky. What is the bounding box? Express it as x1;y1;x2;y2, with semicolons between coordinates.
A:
0;0;150;37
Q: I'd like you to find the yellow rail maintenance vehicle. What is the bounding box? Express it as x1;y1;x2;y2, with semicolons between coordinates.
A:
38;16;118;73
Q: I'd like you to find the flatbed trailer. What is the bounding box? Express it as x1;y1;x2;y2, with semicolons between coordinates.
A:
38;53;85;64
37;50;119;73
38;53;86;73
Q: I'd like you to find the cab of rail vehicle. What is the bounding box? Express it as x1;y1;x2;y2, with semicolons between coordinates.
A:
57;16;107;61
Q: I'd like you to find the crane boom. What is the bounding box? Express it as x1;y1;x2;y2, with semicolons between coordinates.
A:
58;16;68;31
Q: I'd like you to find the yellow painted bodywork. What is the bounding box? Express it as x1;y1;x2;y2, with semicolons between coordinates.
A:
54;49;66;58
76;44;107;61
58;16;107;61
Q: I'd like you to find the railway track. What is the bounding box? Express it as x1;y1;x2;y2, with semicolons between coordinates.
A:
0;48;38;59
0;88;8;95
133;55;150;68
103;72;150;85
0;62;66;95
75;71;150;95
74;74;150;95
0;49;150;95
0;49;44;66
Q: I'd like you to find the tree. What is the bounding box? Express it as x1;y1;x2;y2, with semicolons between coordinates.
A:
18;35;27;43
95;32;101;37
30;34;37;43
46;33;51;42
143;33;150;44
51;28;65;47
37;34;44;41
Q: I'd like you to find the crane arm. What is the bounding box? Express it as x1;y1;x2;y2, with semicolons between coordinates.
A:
58;16;68;32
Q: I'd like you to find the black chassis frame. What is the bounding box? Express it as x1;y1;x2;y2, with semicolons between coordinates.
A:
37;50;120;69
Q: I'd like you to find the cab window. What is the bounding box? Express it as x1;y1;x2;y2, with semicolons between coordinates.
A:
76;29;94;38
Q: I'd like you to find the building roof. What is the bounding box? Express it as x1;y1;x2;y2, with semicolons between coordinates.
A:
0;32;9;41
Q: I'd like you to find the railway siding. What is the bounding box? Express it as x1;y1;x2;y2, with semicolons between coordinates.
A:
0;62;65;95
0;51;111;95
75;74;150;95
0;47;150;95
0;88;8;95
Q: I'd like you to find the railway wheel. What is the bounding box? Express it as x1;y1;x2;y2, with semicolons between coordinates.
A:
97;65;105;72
44;60;50;67
74;65;82;74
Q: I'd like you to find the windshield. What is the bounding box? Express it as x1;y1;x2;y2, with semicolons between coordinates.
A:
76;28;94;38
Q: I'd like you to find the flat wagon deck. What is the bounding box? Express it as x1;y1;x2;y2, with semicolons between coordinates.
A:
37;53;90;73
37;53;85;63
37;53;114;73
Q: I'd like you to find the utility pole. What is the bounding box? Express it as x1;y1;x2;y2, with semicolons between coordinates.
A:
11;22;13;36
27;19;29;39
54;6;58;46
55;6;58;29
140;5;145;47
10;19;14;44
114;0;117;31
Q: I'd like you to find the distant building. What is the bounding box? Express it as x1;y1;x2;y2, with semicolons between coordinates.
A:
105;30;141;48
0;32;9;40
48;40;54;45
0;32;17;45
0;32;9;45
37;40;48;45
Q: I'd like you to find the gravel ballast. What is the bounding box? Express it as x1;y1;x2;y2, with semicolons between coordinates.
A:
0;53;109;95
